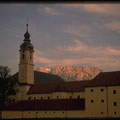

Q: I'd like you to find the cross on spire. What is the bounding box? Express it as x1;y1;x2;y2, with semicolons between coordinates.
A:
26;19;28;32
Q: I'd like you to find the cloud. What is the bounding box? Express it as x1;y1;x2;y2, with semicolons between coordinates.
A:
65;40;88;53
103;21;120;33
63;24;92;38
43;7;62;15
34;50;56;65
65;39;120;56
34;40;120;71
78;57;120;71
63;4;120;17
58;57;120;69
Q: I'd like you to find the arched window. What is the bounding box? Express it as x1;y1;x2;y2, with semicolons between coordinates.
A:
30;54;32;59
22;54;25;59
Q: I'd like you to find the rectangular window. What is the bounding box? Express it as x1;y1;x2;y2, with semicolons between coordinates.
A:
114;111;117;114
101;112;103;114
77;95;80;99
90;89;94;92
101;89;104;92
101;99;104;103
12;98;15;103
113;90;116;94
28;97;31;100
113;102;117;106
91;100;94;103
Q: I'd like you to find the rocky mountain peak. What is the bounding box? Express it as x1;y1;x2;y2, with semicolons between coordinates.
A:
36;65;103;82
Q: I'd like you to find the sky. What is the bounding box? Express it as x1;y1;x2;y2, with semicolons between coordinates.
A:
0;3;120;75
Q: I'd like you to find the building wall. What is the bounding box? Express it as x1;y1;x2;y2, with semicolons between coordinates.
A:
26;93;52;100
85;87;107;117
8;85;31;101
36;111;65;118
2;111;22;119
19;50;34;85
85;86;120;117
66;110;86;118
7;86;120;118
19;64;34;85
72;92;84;99
2;110;85;119
108;86;120;117
23;111;36;118
26;92;84;100
17;85;31;100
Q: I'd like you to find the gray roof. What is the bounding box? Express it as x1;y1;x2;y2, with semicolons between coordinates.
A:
12;71;64;84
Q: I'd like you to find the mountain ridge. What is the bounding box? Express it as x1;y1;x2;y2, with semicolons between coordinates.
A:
36;65;103;82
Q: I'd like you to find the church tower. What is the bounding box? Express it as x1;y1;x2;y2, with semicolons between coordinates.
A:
18;23;34;85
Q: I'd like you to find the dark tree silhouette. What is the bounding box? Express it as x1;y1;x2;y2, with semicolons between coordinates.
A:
0;66;17;110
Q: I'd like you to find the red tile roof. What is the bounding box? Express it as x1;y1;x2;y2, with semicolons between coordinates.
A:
85;71;120;87
24;71;120;94
27;80;91;94
4;98;85;111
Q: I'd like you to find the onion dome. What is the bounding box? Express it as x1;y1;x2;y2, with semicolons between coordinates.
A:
20;22;34;51
20;42;34;51
24;23;30;42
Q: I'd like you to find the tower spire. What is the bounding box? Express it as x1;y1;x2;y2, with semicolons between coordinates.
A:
24;19;30;42
26;19;28;32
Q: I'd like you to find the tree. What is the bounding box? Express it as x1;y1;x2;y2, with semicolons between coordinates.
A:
0;66;17;110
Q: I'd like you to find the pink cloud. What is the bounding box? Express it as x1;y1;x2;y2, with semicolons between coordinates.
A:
34;40;120;71
43;7;62;15
103;21;120;32
34;53;120;71
81;4;112;15
34;50;55;64
64;25;92;38
65;40;120;56
60;57;120;71
64;4;120;17
65;40;89;52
